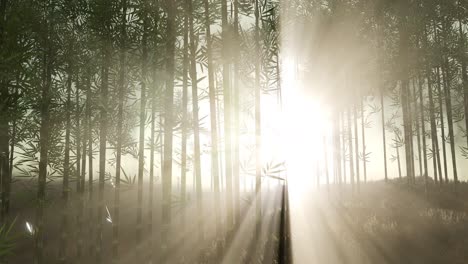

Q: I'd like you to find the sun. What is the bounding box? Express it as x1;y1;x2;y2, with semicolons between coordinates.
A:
261;57;332;192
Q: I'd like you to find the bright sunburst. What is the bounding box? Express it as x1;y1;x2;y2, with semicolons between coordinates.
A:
261;56;333;194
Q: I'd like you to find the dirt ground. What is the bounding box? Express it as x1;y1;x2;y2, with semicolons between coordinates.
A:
4;177;468;264
2;178;285;264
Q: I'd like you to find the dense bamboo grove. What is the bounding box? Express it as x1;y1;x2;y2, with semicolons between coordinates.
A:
1;0;468;263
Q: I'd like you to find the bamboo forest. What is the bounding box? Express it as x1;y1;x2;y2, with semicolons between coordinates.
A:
4;0;468;263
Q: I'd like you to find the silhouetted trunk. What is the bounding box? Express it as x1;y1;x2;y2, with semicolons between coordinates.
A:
233;0;241;228
442;58;458;184
86;66;95;258
136;0;148;256
77;72;89;261
6;104;15;219
97;34;111;264
162;0;176;257
113;0;127;260
59;65;72;264
188;0;203;243
276;54;282;107
36;11;53;262
216;86;224;193
180;0;188;232
396;139;402;180
380;85;388;182
398;10;414;184
323;136;329;191
254;0;262;235
399;19;414;184
413;80;423;178
353;101;360;189
417;75;428;190
401;80;412;184
426;70;442;183
8;103;15;182
360;96;367;183
148;69;157;264
76;84;82;192
73;77;82;261
376;9;388;183
341;111;347;184
333;111;342;185
459;19;468;148
436;67;448;183
203;0;221;244
8;85;16;217
347;108;355;189
159;112;163;187
80;97;87;191
221;0;233;231
63;71;72;198
0;0;10;219
410;81;417;183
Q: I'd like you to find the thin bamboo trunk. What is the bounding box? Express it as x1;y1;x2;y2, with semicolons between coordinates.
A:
427;71;442;183
112;0;127;260
216;86;224;193
136;0;148;255
396;141;402;180
399;17;414;184
323;136;329;191
86;66;95;258
417;75;428;190
353;101;360;189
6;100;15;218
203;0;221;245
407;80;416;183
276;54;282;108
59;66;72;263
7;84;16;217
0;0;10;220
188;0;203;243
77;73;89;261
76;83;82;192
413;80;423;178
74;75;82;260
401;80;412;184
0;99;8;220
96;37;111;264
162;0;176;258
180;0;188;231
254;0;262;236
233;0;241;228
347;108;355;189
334;111;342;185
316;160;320;188
86;65;95;256
440;15;457;184
380;86;388;182
221;0;233;231
35;10;53;262
341;111;347;184
376;15;388;183
458;19;468;148
442;58;458;184
360;96;367;183
436;67;448;183
148;75;157;264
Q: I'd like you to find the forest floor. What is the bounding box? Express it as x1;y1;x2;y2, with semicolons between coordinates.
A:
3;177;468;263
2;178;284;264
290;178;468;264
